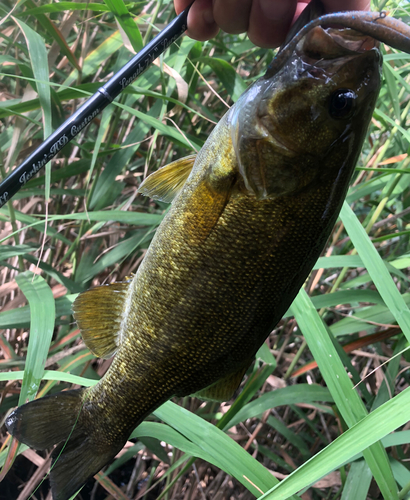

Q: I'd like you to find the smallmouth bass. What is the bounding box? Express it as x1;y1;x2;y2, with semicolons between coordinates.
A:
6;5;410;500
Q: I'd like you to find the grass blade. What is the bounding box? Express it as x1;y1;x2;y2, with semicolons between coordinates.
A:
259;386;410;499
103;0;143;52
340;201;410;341
292;289;398;499
14;272;55;404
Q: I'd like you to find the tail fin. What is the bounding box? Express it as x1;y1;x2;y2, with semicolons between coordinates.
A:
6;389;84;449
6;389;126;500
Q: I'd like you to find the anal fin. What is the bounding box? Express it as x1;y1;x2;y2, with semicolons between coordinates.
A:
193;362;252;403
72;278;133;359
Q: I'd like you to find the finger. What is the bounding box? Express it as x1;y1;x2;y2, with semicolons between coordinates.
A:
213;0;253;34
248;0;298;48
293;2;310;24
322;0;371;12
174;0;219;41
174;0;192;15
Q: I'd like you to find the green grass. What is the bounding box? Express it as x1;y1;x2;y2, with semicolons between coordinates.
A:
1;0;410;499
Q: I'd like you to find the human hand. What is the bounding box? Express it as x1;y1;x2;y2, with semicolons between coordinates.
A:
174;0;371;48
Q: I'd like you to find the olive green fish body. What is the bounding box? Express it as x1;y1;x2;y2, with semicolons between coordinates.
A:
73;32;383;449
8;6;409;499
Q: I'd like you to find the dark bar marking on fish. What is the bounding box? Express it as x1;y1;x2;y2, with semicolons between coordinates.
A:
0;2;194;209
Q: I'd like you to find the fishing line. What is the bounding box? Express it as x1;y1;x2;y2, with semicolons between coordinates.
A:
353;344;410;389
0;2;195;209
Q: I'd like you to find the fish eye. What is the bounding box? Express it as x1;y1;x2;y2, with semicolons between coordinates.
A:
329;89;357;119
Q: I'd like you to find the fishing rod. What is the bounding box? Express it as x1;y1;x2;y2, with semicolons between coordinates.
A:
0;2;194;209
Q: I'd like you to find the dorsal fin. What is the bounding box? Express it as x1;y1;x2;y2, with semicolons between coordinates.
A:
138;155;196;203
72;277;133;359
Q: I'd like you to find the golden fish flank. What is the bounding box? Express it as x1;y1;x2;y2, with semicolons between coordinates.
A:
6;5;410;500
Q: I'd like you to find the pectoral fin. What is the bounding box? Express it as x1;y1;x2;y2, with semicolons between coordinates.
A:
138;155;196;203
72;277;133;358
193;363;252;402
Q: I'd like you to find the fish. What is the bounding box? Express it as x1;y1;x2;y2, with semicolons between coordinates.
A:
5;3;410;500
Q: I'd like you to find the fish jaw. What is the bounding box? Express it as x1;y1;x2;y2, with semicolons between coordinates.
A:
229;26;382;200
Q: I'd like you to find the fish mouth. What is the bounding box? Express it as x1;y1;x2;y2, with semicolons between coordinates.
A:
298;26;380;65
271;25;382;93
327;28;380;53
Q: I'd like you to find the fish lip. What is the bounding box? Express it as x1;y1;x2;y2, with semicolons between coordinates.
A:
274;40;382;86
325;27;380;53
297;26;381;64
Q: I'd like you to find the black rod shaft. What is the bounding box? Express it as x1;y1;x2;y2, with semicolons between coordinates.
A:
0;3;193;208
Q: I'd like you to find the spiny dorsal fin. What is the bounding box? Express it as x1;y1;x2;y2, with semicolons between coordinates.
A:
138;155;196;203
193;362;251;402
72;278;133;359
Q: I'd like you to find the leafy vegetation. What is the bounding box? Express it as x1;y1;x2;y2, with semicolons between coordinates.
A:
1;0;410;499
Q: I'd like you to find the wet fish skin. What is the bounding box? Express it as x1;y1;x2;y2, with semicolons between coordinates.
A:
4;9;395;500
